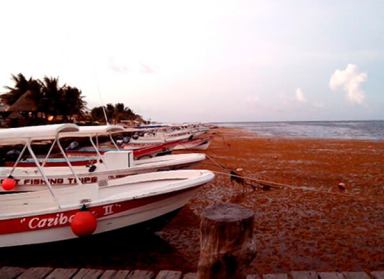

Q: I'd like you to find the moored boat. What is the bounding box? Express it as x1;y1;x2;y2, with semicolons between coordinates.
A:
0;124;215;247
172;137;211;151
0;124;206;191
0;169;214;247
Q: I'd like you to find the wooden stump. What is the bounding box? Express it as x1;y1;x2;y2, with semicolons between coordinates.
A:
197;203;256;279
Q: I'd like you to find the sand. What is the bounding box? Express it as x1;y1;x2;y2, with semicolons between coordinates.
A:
1;127;383;273
160;127;384;273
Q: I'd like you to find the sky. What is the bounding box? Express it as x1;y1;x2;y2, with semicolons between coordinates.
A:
0;0;383;122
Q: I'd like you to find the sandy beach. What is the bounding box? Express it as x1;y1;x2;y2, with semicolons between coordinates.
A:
161;127;384;274
1;127;383;274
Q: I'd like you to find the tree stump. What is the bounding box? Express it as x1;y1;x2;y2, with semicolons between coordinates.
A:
197;203;256;279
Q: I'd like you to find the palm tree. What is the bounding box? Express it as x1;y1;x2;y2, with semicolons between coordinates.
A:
40;76;61;121
114;103;126;122
105;103;115;123
60;85;87;121
90;103;141;124
90;106;105;123
113;103;138;121
1;74;44;126
1;73;90;126
1;73;41;106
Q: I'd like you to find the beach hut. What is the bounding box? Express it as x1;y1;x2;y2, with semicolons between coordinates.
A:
7;90;38;114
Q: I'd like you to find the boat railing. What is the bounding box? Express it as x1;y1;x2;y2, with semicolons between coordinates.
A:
0;124;100;209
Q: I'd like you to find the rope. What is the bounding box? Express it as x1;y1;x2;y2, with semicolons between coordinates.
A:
205;154;230;171
205;153;378;200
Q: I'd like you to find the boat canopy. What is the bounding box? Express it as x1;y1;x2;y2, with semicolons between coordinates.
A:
0;124;79;145
60;125;124;138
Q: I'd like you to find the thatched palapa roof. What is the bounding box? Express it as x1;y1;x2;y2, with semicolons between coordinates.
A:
7;90;37;112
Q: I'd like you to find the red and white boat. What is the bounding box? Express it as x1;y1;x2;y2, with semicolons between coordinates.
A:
0;125;206;191
66;141;179;160
172;137;211;151
0;169;214;247
64;125;180;159
124;124;209;146
0;124;214;247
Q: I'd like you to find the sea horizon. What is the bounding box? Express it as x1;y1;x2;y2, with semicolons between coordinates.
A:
212;120;384;140
211;119;384;123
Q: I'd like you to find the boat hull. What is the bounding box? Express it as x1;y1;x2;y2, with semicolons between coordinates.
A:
66;140;181;160
173;138;211;151
0;153;206;191
0;186;199;247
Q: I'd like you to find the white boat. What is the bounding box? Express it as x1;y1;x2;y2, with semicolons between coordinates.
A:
0;124;214;247
172;137;211;151
0;125;206;191
64;125;179;159
125;124;208;145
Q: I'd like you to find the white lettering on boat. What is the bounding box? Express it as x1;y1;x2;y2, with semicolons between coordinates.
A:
2;176;98;186
103;205;114;215
28;213;75;229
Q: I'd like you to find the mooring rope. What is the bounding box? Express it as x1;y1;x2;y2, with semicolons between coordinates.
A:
205;154;230;171
205;153;378;200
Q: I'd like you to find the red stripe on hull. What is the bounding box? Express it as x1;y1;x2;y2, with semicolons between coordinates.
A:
0;187;196;235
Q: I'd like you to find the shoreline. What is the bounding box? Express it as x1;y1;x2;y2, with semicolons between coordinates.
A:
163;127;384;273
0;127;383;273
232;128;384;142
215;121;384;141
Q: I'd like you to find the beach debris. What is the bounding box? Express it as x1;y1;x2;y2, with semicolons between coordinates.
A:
338;182;346;191
230;169;245;185
229;169;267;192
260;184;272;191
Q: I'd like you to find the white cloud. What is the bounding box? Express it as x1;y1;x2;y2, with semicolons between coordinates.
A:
329;64;367;104
295;88;306;103
108;57;129;73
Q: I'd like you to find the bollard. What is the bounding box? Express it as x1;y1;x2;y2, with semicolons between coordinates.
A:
197;203;256;279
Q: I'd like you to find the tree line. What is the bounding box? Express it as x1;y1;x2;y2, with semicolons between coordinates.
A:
0;73;143;127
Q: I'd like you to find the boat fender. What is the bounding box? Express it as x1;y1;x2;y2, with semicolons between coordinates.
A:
70;205;97;237
88;165;97;173
2;176;17;191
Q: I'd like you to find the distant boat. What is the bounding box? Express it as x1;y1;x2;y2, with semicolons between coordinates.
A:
0;125;206;191
172;137;211;151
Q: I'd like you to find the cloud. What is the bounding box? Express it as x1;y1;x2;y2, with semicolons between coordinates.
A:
140;63;155;74
329;64;367;104
295;88;306;103
108;57;156;74
108;57;129;73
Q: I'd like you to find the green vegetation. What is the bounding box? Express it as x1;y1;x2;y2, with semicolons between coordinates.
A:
91;103;139;124
0;73;143;127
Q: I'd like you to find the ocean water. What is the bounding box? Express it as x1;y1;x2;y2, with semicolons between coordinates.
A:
215;121;384;140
